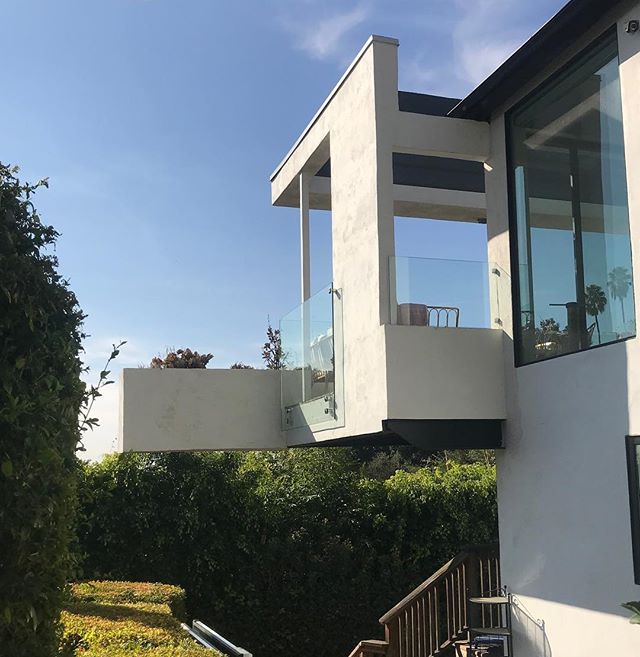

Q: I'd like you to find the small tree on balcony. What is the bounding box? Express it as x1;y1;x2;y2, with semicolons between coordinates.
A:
262;322;284;370
150;348;213;369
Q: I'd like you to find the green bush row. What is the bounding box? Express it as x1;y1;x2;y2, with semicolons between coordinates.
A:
62;580;219;657
77;450;497;657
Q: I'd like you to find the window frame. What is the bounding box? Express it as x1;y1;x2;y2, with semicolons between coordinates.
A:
626;436;640;585
505;26;634;367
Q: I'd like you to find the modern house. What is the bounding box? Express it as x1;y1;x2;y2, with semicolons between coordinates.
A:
119;0;640;654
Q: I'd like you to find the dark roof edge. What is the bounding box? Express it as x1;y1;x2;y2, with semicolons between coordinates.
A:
448;0;626;121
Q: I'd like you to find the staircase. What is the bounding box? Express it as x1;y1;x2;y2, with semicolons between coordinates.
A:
348;544;511;657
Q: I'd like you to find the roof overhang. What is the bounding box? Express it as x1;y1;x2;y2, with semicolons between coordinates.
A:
449;0;627;121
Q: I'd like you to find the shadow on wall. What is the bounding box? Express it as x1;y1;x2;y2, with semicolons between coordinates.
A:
511;596;552;657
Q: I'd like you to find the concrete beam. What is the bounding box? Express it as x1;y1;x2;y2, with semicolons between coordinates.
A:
276;177;486;222
393;185;486;221
393;112;491;162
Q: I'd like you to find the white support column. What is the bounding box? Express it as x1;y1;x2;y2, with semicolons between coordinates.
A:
299;172;312;402
299;172;311;303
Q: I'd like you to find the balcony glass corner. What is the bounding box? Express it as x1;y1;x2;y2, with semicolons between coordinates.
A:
280;284;344;431
390;256;511;330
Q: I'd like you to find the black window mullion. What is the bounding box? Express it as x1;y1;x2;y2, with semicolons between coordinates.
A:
626;436;640;585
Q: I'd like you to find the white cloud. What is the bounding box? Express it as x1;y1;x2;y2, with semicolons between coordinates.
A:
451;0;530;87
279;3;369;62
400;0;563;97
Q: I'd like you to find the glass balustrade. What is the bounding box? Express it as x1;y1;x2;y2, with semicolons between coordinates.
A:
280;284;343;430
390;256;511;329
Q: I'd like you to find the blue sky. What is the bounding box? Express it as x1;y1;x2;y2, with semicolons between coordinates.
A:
2;0;566;458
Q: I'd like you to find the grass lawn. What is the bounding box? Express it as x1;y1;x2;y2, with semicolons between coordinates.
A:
62;581;221;656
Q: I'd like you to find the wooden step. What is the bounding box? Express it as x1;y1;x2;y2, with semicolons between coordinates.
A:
469;627;511;636
468;596;509;605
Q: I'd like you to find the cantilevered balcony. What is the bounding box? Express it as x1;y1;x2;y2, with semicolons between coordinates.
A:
278;258;509;449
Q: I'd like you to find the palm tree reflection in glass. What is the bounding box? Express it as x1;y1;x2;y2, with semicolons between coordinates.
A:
608;266;632;330
585;284;607;345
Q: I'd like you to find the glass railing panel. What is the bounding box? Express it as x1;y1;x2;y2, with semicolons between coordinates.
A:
390;256;510;329
280;284;343;430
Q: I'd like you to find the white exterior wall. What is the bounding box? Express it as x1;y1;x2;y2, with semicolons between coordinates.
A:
272;37;497;447
384;325;506;420
485;3;640;655
273;37;395;446
119;369;285;452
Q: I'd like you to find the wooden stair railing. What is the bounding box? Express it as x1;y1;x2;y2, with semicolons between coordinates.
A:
347;639;390;657
346;544;500;657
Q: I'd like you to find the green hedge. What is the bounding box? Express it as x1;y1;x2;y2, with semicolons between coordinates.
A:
0;165;85;656
77;450;497;657
62;581;220;656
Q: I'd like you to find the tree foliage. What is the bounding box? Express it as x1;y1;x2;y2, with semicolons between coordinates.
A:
76;451;497;657
262;322;284;370
150;348;213;369
0;164;85;655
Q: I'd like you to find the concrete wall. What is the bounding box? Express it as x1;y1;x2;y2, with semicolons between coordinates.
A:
271;37;397;446
119;369;285;452
384;325;506;420
484;2;640;654
272;36;497;447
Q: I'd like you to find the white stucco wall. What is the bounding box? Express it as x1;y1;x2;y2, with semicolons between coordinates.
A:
272;36;499;447
384;325;506;420
484;3;640;654
119;369;285;452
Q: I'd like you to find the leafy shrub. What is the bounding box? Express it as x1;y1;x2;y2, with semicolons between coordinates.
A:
70;581;187;620
150;349;213;369
622;601;640;624
0;164;85;656
62;581;219;656
77;450;497;657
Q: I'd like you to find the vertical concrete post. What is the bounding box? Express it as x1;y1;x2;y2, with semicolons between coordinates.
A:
300;172;311;303
327;36;398;435
300;172;312;401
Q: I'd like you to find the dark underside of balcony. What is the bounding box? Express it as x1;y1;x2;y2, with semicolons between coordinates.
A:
291;419;504;451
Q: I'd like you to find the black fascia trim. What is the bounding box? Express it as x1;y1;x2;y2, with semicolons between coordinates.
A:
626;436;640;585
384;419;504;451
504;106;523;367
392;153;485;193
448;0;626;121
288;430;408;448
398;91;461;117
504;27;635;368
288;419;504;451
317;154;485;193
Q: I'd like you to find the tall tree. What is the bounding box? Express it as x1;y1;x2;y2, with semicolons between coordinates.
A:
262;323;284;370
0;164;85;656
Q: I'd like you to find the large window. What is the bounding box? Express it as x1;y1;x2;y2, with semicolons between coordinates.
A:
626;436;640;585
508;31;635;365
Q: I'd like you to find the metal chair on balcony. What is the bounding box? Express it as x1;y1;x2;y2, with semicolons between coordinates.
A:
397;303;460;328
